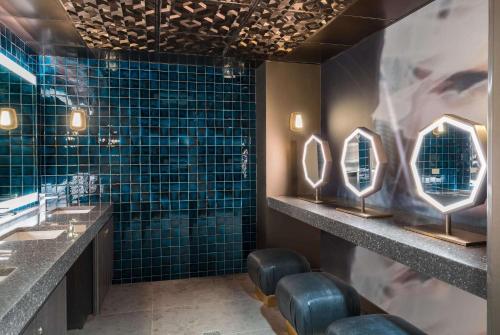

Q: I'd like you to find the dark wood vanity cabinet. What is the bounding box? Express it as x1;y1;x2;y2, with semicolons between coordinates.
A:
67;217;113;329
94;217;113;313
22;278;67;335
22;217;113;333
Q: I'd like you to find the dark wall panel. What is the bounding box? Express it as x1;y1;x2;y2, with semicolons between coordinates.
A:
321;0;488;227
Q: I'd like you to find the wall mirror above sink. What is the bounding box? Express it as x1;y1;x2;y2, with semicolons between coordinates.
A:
302;134;332;203
0;53;38;212
338;127;391;218
407;114;487;246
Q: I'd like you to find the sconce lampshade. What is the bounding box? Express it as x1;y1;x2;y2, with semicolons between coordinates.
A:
69;108;87;131
0;108;18;130
290;112;304;132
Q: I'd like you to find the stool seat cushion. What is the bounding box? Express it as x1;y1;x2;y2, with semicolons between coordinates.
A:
276;272;360;335
326;315;426;335
247;248;310;296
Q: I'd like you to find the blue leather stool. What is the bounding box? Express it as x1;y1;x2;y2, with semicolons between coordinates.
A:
276;272;361;335
247;248;311;306
326;315;426;335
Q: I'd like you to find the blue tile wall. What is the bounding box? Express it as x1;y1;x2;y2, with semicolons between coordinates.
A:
417;125;473;194
358;136;371;190
0;22;37;73
38;55;257;283
0;23;37;199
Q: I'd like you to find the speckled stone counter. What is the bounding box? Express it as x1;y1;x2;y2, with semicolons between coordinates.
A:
268;196;486;298
0;203;113;335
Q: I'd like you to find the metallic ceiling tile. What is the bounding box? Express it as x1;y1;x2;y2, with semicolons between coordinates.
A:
60;0;156;50
343;0;434;20
58;0;355;57
0;16;86;48
0;0;70;20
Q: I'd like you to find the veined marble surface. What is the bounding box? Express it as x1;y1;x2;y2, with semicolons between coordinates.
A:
0;203;112;335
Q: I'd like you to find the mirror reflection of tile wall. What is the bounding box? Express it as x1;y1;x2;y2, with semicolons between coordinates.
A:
0;23;37;200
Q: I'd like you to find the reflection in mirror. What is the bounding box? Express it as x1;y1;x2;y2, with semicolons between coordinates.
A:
302;135;332;203
304;141;323;185
339;127;390;218
0;59;37;201
416;123;480;208
344;135;376;193
407;114;487;246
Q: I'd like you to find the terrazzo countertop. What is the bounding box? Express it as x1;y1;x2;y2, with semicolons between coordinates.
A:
268;196;487;298
0;203;113;335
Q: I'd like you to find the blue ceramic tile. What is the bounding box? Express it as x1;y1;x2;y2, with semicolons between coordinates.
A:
39;55;256;284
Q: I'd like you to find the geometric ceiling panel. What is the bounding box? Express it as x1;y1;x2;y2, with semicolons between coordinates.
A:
60;0;156;51
58;0;356;58
234;0;354;56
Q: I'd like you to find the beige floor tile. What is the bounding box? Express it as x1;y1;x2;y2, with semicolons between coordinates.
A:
68;311;152;335
100;282;153;316
152;275;257;311
71;274;286;335
152;298;286;335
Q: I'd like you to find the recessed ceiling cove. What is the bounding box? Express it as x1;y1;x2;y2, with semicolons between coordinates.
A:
59;0;355;57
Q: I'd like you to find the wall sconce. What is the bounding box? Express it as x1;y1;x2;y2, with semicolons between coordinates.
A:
0;108;18;130
290;112;304;132
407;114;487;246
69;108;87;132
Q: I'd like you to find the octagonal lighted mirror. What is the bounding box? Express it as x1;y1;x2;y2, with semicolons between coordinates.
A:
407;114;487;246
302;135;332;203
338;127;391;218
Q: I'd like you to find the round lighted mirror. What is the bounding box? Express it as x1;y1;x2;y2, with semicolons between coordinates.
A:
410;115;487;214
340;127;387;198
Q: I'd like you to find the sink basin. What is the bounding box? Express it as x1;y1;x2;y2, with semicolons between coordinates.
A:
51;206;95;215
2;230;65;242
0;267;15;282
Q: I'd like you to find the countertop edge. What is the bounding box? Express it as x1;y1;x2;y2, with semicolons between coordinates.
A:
0;204;113;335
267;196;486;299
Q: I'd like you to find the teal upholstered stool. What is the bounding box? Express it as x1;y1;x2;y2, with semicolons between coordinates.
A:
247;248;311;306
326;315;426;335
276;272;361;335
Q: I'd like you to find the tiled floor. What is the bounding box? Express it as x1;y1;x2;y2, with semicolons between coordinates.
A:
68;274;287;335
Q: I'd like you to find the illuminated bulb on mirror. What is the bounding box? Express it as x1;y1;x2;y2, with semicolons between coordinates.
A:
290;112;304;132
0;108;18;130
69;109;87;131
432;123;445;136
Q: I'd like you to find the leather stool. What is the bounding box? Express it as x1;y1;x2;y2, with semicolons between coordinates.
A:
247;248;311;306
276;272;361;335
326;314;426;335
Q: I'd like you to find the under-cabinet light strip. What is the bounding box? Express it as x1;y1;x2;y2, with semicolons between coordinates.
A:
0;53;36;85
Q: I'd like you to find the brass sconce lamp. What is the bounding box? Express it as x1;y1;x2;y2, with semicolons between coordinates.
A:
0;107;18;130
290;112;304;132
69;108;87;132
